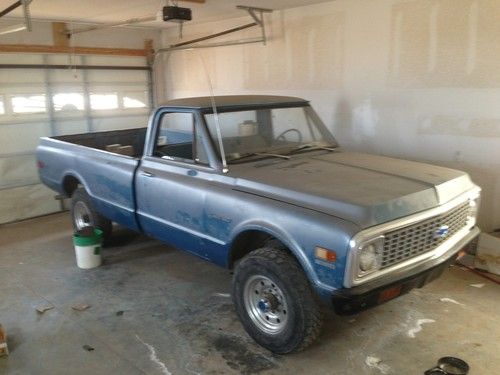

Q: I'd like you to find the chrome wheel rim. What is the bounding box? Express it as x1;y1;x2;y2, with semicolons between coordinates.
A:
73;201;93;230
243;275;288;334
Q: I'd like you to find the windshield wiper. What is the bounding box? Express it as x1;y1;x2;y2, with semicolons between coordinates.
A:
228;152;291;163
286;143;337;155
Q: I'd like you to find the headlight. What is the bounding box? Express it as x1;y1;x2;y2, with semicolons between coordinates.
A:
357;236;384;276
469;196;480;220
359;244;378;271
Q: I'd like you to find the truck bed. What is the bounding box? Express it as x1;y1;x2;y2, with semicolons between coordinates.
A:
37;127;147;231
53;127;147;158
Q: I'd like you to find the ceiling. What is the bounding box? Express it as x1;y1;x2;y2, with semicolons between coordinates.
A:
2;0;331;27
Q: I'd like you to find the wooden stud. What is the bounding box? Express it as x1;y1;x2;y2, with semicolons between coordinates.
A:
52;22;69;48
0;44;147;57
144;39;154;66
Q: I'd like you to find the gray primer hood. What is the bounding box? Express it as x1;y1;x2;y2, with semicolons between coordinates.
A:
229;152;475;228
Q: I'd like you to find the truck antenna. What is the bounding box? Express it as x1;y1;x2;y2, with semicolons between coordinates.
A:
197;51;228;173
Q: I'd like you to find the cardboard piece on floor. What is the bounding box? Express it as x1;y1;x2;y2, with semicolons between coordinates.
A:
71;303;91;311
35;303;54;314
0;324;8;357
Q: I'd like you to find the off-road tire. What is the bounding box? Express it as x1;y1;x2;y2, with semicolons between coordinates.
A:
232;247;323;354
70;187;112;241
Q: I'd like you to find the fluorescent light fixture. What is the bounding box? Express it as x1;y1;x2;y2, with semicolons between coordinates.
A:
0;23;27;35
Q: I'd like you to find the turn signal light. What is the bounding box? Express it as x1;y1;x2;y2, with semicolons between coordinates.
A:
315;247;336;263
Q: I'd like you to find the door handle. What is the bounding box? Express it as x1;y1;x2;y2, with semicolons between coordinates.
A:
141;171;155;178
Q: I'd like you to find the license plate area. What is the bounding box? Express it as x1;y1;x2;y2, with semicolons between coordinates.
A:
378;285;402;304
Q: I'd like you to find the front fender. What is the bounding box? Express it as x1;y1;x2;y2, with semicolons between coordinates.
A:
230;220;318;286
229;211;359;300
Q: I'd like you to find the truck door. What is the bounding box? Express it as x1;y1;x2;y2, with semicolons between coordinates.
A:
135;110;215;259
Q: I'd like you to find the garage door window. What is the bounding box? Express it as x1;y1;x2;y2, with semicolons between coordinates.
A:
11;94;46;113
123;91;147;108
90;93;118;110
53;93;84;111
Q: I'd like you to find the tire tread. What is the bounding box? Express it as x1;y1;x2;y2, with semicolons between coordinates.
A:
233;246;323;353
71;187;112;240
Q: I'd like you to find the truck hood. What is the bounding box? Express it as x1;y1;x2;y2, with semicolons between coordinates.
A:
229;152;476;228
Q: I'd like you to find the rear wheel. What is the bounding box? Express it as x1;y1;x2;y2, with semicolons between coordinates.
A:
70;187;112;240
232;246;323;353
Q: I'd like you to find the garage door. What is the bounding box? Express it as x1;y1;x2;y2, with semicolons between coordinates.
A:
0;53;152;224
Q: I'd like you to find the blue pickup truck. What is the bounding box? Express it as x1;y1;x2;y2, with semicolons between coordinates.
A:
37;95;481;353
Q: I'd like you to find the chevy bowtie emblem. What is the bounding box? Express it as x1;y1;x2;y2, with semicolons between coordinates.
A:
433;225;450;239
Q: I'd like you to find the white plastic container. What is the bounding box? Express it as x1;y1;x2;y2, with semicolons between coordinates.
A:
239;121;258;136
475;233;500;276
72;228;103;269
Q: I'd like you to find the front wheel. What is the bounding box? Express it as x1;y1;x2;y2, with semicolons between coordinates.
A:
232;247;323;354
70;187;112;240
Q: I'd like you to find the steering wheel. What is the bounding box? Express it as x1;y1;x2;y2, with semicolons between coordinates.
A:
275;128;303;143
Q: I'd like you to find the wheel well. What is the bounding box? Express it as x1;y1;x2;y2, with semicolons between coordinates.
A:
62;176;80;197
228;230;289;269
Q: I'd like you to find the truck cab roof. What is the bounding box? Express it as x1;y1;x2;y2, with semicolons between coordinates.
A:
158;95;309;111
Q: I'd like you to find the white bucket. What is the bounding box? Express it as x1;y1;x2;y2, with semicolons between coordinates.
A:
74;244;102;269
73;228;103;269
239;121;258;136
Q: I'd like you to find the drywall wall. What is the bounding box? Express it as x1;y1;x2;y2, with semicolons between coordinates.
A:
159;0;500;231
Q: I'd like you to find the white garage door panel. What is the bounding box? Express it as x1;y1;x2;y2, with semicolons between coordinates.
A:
1;87;46;99
46;54;79;65
0;53;151;224
91;115;148;132
85;55;146;67
54;119;89;136
50;69;84;83
0;122;51;153
0;69;44;83
0;184;60;224
87;70;148;83
0;154;38;189
0;54;44;64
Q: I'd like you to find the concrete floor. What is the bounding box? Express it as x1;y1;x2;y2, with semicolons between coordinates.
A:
0;213;498;375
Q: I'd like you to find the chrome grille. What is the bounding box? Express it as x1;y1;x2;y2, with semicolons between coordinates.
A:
381;202;471;269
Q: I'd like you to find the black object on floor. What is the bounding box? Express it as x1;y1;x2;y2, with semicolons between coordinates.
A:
425;357;469;375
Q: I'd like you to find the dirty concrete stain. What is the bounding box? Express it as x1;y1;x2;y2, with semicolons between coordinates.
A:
212;335;278;375
213;293;231;298
407;318;436;338
365;355;391;374
439;297;465;306
136;335;172;375
469;283;485;288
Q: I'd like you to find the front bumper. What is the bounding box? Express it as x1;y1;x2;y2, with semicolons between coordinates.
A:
332;228;480;315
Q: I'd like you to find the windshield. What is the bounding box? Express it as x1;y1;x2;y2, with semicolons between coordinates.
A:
204;105;337;163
